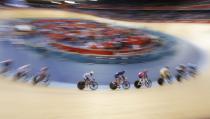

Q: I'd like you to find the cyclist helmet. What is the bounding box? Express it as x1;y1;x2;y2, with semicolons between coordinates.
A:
187;63;196;68
90;71;94;75
41;66;48;71
2;59;13;66
165;66;170;69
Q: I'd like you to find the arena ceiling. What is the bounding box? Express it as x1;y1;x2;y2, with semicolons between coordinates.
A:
24;0;210;6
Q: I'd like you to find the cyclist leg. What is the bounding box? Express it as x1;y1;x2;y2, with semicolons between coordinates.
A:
116;78;121;88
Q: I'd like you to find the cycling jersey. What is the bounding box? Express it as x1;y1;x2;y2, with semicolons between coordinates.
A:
160;67;171;79
83;72;94;81
138;71;148;79
115;71;125;79
17;64;30;74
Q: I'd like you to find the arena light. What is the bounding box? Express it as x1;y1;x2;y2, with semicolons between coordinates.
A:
64;0;78;4
50;1;62;4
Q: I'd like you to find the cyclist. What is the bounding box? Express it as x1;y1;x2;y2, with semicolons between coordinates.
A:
114;70;126;88
135;69;153;88
33;66;49;85
187;63;197;77
175;64;187;81
0;59;13;74
160;66;172;83
138;70;148;81
176;64;187;75
14;64;31;80
83;71;95;86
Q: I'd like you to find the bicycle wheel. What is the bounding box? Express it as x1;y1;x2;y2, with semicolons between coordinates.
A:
32;75;39;85
89;81;98;90
157;77;164;86
122;81;130;89
13;72;22;81
176;74;182;82
145;80;152;88
167;78;173;84
189;71;197;78
166;75;173;84
38;81;50;86
20;73;31;82
134;80;142;89
43;81;50;86
110;82;117;90
77;81;85;90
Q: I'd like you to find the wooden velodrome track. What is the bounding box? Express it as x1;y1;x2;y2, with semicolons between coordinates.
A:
0;8;210;119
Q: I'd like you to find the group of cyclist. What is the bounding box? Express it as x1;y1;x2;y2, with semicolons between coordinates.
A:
0;59;197;89
82;64;197;90
0;59;49;85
